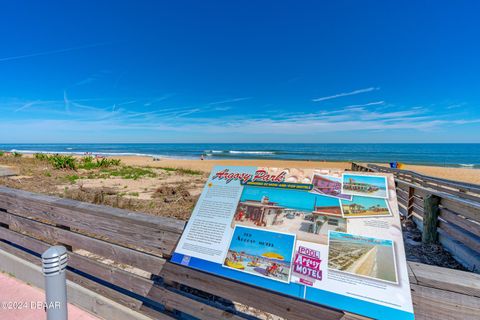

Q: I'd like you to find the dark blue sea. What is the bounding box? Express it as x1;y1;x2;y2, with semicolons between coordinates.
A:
0;143;479;168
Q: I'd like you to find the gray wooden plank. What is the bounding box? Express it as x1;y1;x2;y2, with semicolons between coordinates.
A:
160;262;345;320
0;227;154;296
411;283;480;320
409;262;480;298
147;285;246;320
0;241;144;311
440;208;480;238
0;191;182;256
0;211;165;274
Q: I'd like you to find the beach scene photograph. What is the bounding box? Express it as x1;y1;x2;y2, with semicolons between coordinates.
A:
341;196;392;218
223;226;296;283
232;185;346;244
342;174;389;199
328;231;398;284
0;1;479;320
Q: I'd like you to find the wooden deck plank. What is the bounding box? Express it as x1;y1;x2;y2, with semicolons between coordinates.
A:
409;262;480;298
0;186;185;232
411;284;480;320
439;221;480;253
0;227;154;296
147;285;246;320
0;211;165;274
440;208;480;238
440;197;480;222
160;262;345;320
0;192;181;256
0;242;144;310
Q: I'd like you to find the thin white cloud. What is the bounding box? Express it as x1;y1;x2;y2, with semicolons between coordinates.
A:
207;97;251;105
445;103;465;109
14;101;39;112
63;91;70;112
0;42;110;63
75;77;96;86
312;87;379;102
4;94;478;142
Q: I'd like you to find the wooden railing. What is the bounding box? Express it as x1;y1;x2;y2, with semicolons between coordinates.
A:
351;163;480;272
0;185;479;319
0;186;355;320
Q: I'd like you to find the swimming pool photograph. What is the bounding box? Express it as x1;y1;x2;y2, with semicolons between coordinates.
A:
223;225;296;283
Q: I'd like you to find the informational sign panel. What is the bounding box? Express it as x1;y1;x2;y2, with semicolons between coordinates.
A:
172;166;415;320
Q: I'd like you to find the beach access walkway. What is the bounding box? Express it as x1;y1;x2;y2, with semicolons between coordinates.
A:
0;271;99;320
0;165;16;177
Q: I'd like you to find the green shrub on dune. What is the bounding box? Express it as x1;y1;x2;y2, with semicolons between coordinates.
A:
48;155;77;170
34;153;49;161
78;156;121;169
32;153;122;171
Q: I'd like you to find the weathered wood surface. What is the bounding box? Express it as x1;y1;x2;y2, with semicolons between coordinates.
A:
410;284;479;320
0;166;17;177
1;185;480;320
352;163;480;273
423;194;440;244
408;262;480;298
0;210;166;274
160;262;346;320
146;285;246;320
365;163;480;199
0;186;185;257
0;242;145;311
0;226;154;296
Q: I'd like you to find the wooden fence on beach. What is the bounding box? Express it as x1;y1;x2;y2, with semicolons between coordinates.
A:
0;184;479;319
351;163;480;272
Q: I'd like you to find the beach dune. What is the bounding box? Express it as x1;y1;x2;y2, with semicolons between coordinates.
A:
114;156;480;184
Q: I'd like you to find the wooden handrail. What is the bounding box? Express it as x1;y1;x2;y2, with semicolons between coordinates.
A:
352;162;480;273
0;185;478;319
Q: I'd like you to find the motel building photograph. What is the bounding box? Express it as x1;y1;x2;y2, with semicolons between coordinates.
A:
233;196;347;244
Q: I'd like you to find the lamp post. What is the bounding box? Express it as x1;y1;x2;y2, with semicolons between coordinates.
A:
42;246;68;320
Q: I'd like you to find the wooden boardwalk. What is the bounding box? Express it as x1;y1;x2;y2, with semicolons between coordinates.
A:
0;175;479;319
352;163;480;272
0;166;16;177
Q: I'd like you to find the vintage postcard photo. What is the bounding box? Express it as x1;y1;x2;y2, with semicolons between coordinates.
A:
328;231;398;284
341;174;389;199
311;174;352;200
223;226;296;283
340;196;392;218
231;185;345;245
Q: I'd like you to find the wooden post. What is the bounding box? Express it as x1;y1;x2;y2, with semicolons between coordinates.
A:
422;194;440;244
407;186;415;218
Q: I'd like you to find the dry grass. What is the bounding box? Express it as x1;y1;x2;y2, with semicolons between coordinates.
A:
0;156;206;220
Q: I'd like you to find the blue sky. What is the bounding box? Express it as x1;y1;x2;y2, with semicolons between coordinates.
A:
0;1;479;143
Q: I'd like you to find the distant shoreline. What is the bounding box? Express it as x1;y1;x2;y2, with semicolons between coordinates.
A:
1;143;479;170
13;153;479;184
9;150;478;170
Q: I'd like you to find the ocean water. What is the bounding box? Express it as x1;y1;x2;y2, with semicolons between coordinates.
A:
0;143;479;168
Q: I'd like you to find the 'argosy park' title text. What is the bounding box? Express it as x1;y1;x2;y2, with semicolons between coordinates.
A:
212;169;287;184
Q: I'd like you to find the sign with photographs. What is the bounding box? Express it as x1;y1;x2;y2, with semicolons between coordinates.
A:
172;167;414;320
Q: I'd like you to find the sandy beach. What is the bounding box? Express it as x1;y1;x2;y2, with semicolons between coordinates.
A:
115;156;480;184
1;154;478;221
